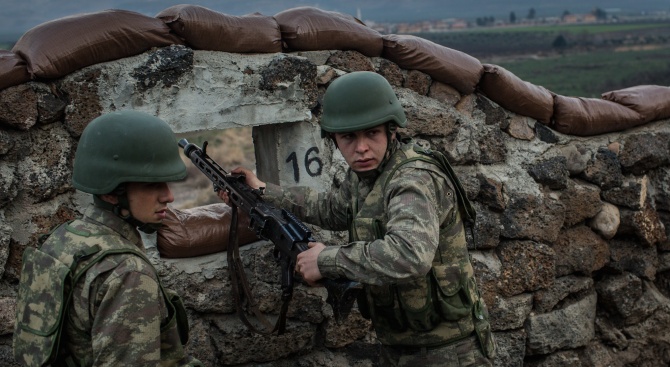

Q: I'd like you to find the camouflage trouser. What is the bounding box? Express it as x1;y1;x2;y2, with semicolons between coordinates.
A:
379;334;492;367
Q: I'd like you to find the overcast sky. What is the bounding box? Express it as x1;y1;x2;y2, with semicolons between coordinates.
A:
0;0;668;35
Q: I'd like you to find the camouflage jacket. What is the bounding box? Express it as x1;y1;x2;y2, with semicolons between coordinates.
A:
264;139;455;285
47;204;199;366
265;139;495;356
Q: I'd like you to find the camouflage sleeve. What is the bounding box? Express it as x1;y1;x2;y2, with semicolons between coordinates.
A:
263;179;352;231
318;164;456;285
90;257;167;366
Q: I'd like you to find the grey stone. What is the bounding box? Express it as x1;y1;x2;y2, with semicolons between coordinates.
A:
489;293;533;330
620;132;670;175
496;240;555;297
528;156;569;190
581;147;624;190
602;175;649;210
589;202;620;240
560;179;602;227
552;226;609;277
525;291;596;355
534;275;594;313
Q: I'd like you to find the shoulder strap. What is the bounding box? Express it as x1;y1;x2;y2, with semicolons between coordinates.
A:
69;241;190;345
383;145;476;227
226;205;282;335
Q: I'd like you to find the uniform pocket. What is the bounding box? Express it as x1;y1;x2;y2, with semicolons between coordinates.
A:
432;264;472;321
396;276;442;331
165;289;190;345
368;284;407;331
13;248;72;366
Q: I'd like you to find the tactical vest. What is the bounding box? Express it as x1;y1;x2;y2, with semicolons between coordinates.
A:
13;219;189;367
350;141;495;357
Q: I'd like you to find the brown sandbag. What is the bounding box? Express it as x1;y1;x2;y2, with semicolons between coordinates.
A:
382;34;483;95
479;64;554;125
601;85;670;123
12;9;184;79
156;4;281;53
157;203;259;258
552;95;645;136
274;6;383;57
0;50;30;91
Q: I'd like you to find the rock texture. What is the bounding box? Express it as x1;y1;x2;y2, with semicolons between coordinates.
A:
1;46;669;366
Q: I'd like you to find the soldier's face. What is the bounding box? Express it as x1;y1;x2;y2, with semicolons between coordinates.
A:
125;182;174;224
333;125;392;173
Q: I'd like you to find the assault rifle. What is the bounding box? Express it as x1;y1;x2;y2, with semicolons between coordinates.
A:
178;139;362;335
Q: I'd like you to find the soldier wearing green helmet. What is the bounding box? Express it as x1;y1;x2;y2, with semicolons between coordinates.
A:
13;111;203;366
224;71;495;366
71;110;188;233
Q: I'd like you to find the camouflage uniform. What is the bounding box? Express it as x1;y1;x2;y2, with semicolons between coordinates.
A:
265;139;494;366
43;204;200;367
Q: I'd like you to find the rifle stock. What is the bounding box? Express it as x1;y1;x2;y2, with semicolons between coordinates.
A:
178;139;362;330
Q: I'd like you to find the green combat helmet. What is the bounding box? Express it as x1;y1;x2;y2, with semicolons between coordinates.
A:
321;71;407;137
72;110;186;194
72;110;186;232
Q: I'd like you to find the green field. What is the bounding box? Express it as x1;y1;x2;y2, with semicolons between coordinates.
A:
495;46;670;97
415;21;670;97
416;21;670;57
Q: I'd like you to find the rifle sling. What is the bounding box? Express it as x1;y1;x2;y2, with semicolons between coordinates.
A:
227;204;291;335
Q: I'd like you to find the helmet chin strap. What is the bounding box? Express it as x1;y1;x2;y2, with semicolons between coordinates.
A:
114;201;162;234
93;188;161;234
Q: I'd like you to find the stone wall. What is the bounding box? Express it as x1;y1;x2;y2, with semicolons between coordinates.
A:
1;45;669;366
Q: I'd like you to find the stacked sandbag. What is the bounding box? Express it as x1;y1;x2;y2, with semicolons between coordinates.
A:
0;50;30;90
12;9;183;79
478;64;554;125
382;34;483;95
3;4;668;138
601;85;670;123
156;4;281;53
157;203;260;258
274;6;383;57
551;95;645;136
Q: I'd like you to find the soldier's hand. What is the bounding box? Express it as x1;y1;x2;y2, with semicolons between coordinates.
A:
216;189;231;205
230;167;266;190
296;242;325;286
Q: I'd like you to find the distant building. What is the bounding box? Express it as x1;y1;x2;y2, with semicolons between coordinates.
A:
451;20;468;29
563;13;598;23
583;14;597;23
